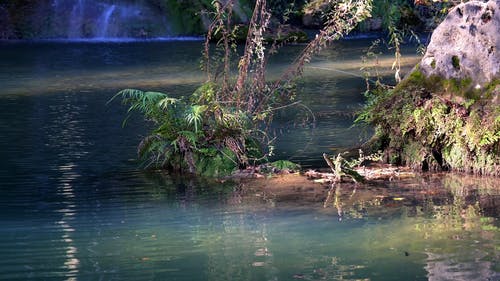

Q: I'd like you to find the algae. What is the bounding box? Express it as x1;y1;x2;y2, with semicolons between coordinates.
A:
451;55;460;70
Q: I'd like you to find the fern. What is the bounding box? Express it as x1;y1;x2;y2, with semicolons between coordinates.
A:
110;89;171;123
158;96;180;110
185;105;207;133
177;130;199;148
114;0;375;176
137;134;162;158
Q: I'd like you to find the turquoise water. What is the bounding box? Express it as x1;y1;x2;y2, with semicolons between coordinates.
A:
0;39;498;280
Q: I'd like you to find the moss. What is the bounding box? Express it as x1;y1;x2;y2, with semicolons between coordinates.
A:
269;160;300;170
396;65;424;87
358;68;500;176
451;55;460;70
482;79;500;100
396;68;481;100
430;59;436;69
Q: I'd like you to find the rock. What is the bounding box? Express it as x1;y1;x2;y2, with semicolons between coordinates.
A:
364;18;383;31
302;12;321;28
420;0;500;86
359;1;500;176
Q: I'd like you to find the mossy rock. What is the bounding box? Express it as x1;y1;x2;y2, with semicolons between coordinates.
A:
419;0;500;87
359;67;500;176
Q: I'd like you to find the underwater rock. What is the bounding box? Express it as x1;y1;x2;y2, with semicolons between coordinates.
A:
420;0;500;86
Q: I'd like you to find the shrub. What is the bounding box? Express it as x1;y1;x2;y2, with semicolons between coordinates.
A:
115;0;373;176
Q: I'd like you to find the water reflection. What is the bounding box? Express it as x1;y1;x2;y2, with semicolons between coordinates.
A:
0;40;421;97
133;172;499;281
50;94;88;279
0;167;498;280
318;174;499;281
56;169;81;273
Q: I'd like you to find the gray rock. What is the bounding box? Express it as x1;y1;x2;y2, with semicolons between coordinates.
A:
420;0;500;87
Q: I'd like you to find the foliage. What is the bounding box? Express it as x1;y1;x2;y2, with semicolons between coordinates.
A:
162;0;218;35
356;0;499;176
269;160;301;170
356;67;500;176
0;0;465;39
323;153;366;183
114;0;373;176
110;87;251;176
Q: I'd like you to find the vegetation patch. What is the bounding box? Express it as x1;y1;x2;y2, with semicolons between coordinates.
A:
113;0;373;177
357;67;500;176
451;55;460;70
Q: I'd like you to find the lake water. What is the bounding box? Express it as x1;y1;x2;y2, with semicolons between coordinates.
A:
0;39;498;280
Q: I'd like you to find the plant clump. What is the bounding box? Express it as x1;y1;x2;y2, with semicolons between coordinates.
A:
357;67;500;176
114;0;374;177
111;86;257;177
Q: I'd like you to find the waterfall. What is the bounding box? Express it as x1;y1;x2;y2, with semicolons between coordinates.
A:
68;0;85;38
49;0;170;39
96;5;116;38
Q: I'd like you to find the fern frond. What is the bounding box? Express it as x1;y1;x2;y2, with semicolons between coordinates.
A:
158;96;180;110
178;131;199;147
185;105;207;133
112;89;173;124
137;134;161;158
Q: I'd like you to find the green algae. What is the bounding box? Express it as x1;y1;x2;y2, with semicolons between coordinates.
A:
451;55;460;70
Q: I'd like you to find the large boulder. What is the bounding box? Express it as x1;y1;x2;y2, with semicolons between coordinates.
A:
420;0;500;86
359;1;500;176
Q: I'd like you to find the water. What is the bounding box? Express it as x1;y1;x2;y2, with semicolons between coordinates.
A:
0;39;498;280
95;5;116;38
50;0;169;39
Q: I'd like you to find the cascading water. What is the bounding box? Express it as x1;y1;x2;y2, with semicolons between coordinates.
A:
49;0;170;39
96;5;116;38
68;0;86;38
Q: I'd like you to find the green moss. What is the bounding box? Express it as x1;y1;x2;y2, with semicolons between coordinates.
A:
451;55;460;70
396;68;482;100
269;160;300;170
394;66;424;90
430;59;436;69
482;79;500;100
358;69;500;176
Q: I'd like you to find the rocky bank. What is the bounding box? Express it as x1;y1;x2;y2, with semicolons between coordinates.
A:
361;0;500;176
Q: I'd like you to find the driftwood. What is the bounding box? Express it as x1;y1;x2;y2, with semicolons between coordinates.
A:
306;162;416;183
